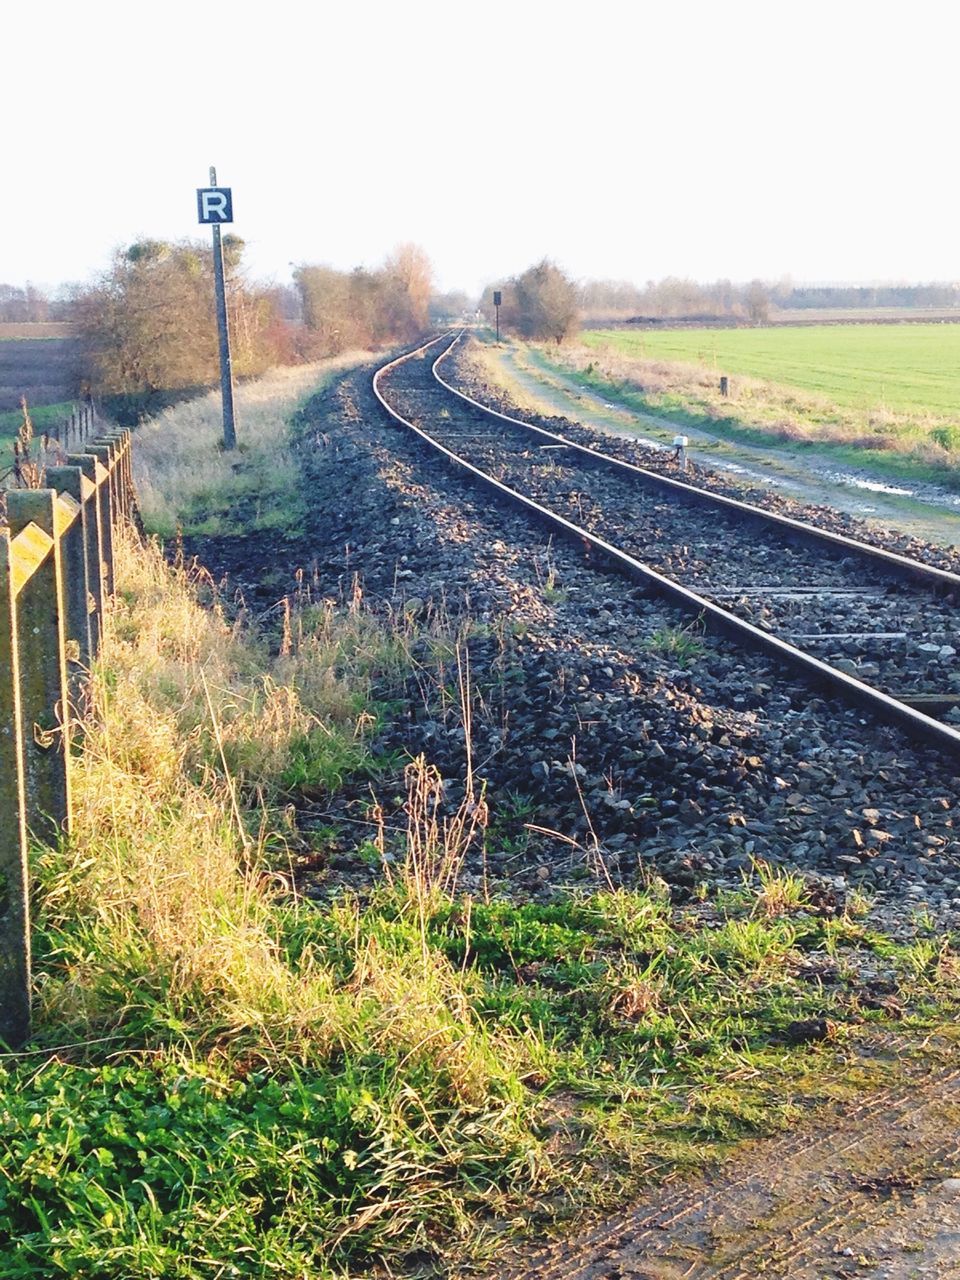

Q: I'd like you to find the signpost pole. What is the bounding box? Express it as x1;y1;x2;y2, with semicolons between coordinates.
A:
493;290;502;343
207;166;237;450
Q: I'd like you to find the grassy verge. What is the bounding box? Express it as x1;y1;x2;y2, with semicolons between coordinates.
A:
532;337;960;491
3;370;959;1276
132;354;370;539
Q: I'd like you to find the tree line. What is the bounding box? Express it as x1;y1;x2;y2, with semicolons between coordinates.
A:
12;244;960;422
784;283;960;310
63;241;435;420
577;277;778;324
0;283;73;323
576;277;960;324
478;267;775;338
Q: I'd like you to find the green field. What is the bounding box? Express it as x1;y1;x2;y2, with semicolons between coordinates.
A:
585;324;960;418
0;401;73;445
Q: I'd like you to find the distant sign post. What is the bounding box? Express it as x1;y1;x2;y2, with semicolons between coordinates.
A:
493;290;502;343
197;167;237;449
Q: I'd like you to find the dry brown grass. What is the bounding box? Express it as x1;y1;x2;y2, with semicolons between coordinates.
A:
133;353;371;535
36;526;526;1096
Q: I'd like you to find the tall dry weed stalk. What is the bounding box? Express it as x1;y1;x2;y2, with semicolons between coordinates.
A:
384;649;488;938
12;397;44;488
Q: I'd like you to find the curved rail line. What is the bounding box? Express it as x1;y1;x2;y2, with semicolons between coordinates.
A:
434;332;960;596
373;333;960;760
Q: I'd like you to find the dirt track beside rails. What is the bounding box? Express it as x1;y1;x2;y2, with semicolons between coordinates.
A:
483;1045;960;1280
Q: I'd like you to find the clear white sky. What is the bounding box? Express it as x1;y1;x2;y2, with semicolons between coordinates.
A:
6;0;960;298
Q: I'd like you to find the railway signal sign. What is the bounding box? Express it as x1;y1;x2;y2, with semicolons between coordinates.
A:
198;167;237;449
493;291;502;342
197;186;234;223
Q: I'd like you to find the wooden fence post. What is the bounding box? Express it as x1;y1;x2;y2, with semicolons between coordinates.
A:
0;530;31;1048
5;490;73;849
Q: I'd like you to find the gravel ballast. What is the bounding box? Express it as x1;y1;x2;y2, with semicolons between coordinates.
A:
186;349;960;938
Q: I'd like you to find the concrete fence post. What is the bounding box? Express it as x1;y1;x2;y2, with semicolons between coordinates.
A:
0;435;135;1047
69;451;113;600
81;446;116;596
65;454;106;656
94;436;125;521
45;467;93;690
122;432;134;514
5;490;73;849
0;530;31;1048
90;439;119;522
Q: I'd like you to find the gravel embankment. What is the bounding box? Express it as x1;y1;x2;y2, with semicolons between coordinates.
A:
187;352;960;936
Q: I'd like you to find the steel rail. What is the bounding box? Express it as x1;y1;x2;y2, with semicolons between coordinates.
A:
373;335;960;760
432;331;960;596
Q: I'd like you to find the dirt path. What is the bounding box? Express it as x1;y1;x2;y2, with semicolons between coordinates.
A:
484;1063;960;1280
481;343;960;551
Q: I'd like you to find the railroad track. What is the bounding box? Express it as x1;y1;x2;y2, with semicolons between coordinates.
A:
373;333;960;760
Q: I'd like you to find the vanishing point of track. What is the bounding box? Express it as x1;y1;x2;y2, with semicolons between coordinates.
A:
373;333;960;762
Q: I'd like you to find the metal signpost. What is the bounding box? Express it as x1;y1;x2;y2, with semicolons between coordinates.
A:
493;290;502;343
197;167;237;449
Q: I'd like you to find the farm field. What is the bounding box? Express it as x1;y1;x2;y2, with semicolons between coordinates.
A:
0;334;80;414
0;332;82;455
584;323;960;417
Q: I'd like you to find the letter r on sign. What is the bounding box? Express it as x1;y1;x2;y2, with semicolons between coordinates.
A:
197;188;233;224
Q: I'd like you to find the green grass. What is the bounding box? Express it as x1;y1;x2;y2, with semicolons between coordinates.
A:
528;326;960;488
7;865;960;1276
0;401;74;444
586;324;960;417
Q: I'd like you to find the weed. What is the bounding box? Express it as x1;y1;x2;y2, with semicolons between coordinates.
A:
845;886;872;919
750;859;810;919
533;550;569;607
543;566;569;605
646;621;705;667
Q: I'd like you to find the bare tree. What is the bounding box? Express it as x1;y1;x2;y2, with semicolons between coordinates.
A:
293;245;436;353
512;260;579;344
744;279;771;325
382;243;433;340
